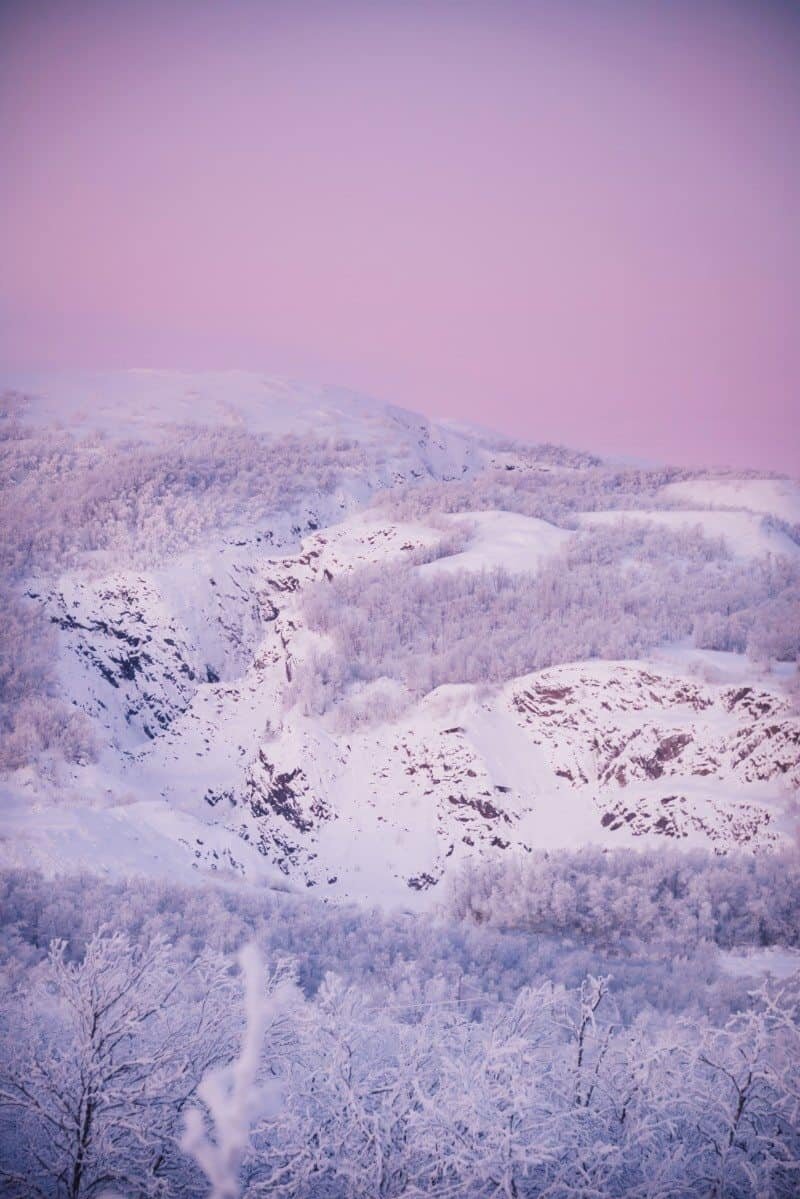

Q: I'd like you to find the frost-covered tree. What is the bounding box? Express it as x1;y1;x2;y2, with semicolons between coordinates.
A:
0;931;237;1198
0;585;96;773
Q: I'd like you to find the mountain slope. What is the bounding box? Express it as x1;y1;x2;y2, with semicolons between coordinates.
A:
2;373;798;903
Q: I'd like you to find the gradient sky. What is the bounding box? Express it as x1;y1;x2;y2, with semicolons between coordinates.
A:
1;0;798;471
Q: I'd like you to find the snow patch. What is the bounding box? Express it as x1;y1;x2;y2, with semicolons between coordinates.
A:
418;511;571;577
659;477;800;523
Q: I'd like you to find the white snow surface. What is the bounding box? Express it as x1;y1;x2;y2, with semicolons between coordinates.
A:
5;369;405;440
419;511;571;576
720;947;800;980
659;477;800;523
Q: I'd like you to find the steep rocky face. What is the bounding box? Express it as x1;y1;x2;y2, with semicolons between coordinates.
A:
510;668;800;795
43;574;203;747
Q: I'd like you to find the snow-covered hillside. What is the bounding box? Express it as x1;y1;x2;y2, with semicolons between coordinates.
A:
2;372;798;904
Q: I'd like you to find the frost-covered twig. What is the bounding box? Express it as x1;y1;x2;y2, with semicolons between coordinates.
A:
181;944;297;1199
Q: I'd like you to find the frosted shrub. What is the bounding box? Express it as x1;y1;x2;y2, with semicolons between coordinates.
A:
0;586;97;772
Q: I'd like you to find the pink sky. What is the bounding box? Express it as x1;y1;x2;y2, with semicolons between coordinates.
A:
1;0;798;471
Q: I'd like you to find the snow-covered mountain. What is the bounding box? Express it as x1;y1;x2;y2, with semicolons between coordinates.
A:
2;372;798;903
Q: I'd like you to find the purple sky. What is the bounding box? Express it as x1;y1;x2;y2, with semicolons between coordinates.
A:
1;0;798;471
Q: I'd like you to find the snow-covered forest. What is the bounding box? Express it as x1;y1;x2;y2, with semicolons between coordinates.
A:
2;861;800;1199
1;374;799;1196
0;391;372;577
290;524;799;718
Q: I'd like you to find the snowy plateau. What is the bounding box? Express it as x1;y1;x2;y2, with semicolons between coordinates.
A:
2;370;798;906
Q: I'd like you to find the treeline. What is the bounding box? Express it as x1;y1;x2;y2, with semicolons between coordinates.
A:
446;847;800;951
374;457;776;527
0;864;784;1027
